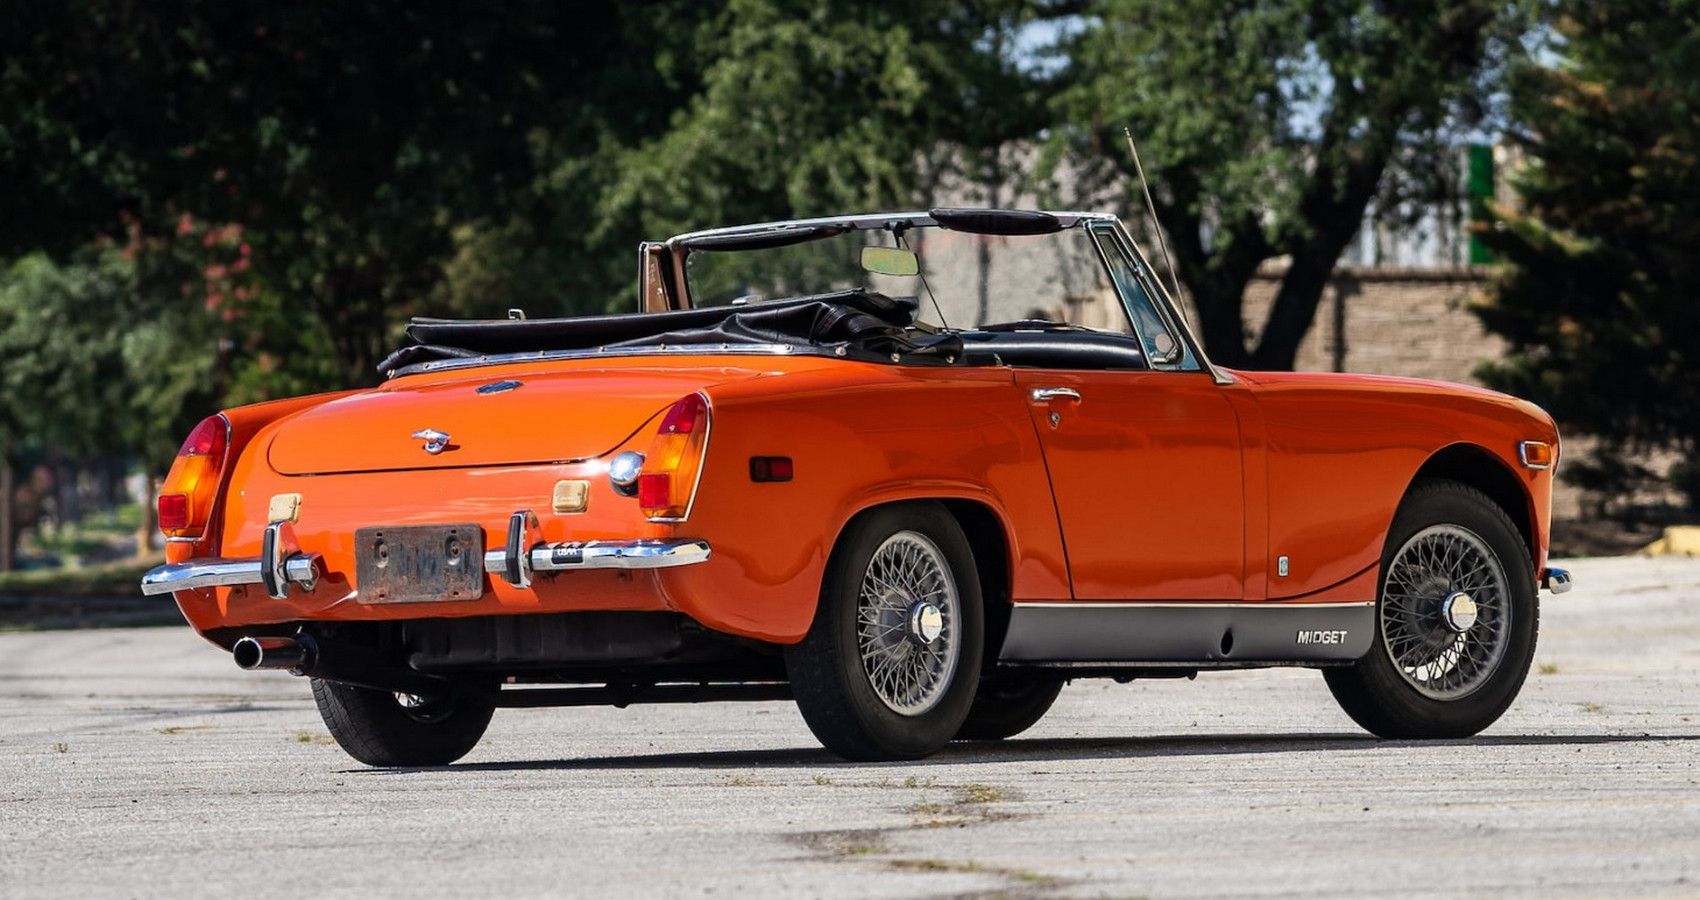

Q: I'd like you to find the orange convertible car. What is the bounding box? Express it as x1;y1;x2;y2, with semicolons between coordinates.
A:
142;208;1571;766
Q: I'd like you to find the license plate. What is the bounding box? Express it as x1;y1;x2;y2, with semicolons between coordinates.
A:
355;524;484;604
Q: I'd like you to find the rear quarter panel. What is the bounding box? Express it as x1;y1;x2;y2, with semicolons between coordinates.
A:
656;363;1070;642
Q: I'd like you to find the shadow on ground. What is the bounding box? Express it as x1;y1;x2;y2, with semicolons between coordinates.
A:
351;731;1700;775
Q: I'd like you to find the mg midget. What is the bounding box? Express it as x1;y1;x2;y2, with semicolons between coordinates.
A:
141;208;1571;766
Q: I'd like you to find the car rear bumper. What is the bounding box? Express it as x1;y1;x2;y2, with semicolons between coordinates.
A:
141;515;711;599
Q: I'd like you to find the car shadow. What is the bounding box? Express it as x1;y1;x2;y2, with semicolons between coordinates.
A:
349;731;1700;775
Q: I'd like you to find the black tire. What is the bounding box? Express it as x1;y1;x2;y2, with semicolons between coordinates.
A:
311;678;495;767
1324;479;1539;739
785;503;985;761
954;677;1063;741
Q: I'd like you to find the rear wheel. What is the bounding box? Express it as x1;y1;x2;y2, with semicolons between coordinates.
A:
311;678;495;767
1324;479;1538;739
785;503;984;761
954;677;1063;741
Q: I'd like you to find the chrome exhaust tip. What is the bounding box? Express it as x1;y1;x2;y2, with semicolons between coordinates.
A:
232;635;314;672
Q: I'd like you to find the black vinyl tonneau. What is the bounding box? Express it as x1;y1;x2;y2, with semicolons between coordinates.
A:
378;290;949;376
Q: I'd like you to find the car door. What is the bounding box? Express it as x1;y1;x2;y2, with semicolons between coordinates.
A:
1017;224;1245;601
1016;369;1245;600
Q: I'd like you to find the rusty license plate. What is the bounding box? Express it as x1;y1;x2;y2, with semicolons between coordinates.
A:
355;524;484;604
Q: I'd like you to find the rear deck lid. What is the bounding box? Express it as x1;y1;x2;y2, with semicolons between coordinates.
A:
267;368;745;475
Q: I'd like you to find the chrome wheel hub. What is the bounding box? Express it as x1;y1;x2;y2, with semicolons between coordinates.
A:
856;531;961;716
909;601;944;645
1441;591;1478;633
1381;524;1511;700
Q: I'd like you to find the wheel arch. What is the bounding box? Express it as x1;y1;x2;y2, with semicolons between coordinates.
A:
1407;443;1537;572
828;497;1015;666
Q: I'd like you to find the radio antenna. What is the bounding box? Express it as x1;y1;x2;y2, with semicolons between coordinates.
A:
1123;126;1184;302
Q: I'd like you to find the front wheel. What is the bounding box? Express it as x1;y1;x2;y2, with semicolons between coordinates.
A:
785;503;985;761
1324;479;1539;739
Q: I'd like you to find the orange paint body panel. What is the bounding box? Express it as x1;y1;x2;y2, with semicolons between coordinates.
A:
167;352;1556;649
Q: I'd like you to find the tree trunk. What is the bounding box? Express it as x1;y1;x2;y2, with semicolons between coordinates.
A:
136;475;159;558
0;461;13;572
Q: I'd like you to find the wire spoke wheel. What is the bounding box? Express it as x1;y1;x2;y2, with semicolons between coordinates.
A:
856;530;961;716
1380;523;1512;701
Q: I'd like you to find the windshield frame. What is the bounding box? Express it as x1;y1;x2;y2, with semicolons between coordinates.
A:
661;210;1230;385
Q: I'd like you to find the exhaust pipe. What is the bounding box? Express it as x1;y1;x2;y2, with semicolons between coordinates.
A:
233;635;314;672
231;632;446;698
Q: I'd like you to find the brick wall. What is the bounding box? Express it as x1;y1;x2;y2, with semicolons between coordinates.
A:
1200;266;1503;385
1191;267;1627;519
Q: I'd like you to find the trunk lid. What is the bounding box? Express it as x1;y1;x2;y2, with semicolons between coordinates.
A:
266;366;751;475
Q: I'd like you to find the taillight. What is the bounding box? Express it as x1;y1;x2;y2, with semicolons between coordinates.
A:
637;393;710;520
157;414;231;540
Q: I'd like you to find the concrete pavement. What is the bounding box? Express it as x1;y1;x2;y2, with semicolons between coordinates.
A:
3;556;1697;898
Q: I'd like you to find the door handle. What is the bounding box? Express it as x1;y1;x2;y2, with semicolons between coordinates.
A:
1030;387;1081;404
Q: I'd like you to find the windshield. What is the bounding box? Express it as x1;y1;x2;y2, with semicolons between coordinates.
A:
683;222;1196;367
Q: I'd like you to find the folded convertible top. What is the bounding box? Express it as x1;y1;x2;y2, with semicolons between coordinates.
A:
378;289;953;376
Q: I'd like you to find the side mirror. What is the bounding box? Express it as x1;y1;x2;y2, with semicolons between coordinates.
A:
860;246;919;277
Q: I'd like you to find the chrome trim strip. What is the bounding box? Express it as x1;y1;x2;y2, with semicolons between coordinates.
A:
393;343;799;378
1541;567;1573;594
139;553;322;597
482;538;711;582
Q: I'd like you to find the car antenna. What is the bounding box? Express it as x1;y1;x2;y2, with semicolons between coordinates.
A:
1123;126;1184;303
893;221;951;332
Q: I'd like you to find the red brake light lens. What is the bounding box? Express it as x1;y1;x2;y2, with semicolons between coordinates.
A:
157;493;190;530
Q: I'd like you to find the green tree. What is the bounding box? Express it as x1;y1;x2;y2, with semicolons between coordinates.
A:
0;250;135;567
1474;1;1700;510
1048;0;1536;369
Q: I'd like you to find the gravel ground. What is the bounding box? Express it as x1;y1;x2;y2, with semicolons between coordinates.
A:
3;556;1697;898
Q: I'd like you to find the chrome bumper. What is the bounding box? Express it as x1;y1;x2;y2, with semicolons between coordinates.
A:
1541;567;1573;594
140;521;322;599
140;513;710;599
481;510;710;588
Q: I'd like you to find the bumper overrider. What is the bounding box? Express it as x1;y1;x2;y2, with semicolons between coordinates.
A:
140;511;712;599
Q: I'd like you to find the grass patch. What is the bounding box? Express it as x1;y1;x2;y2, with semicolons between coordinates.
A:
1538;662;1561;675
291;731;336;746
813;774;833;786
157;725;212;736
51;742;68;753
0;556;161;598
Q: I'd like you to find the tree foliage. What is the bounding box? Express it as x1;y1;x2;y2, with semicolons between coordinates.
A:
1049;0;1536;369
1475;1;1700;509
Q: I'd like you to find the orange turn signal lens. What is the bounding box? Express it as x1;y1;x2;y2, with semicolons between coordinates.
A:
638;393;710;520
1518;440;1554;469
158;414;231;539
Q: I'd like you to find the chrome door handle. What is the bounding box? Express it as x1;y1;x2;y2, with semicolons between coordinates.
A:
1030;387;1081;403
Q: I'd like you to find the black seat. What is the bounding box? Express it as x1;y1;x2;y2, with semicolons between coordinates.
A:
956;330;1148;370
